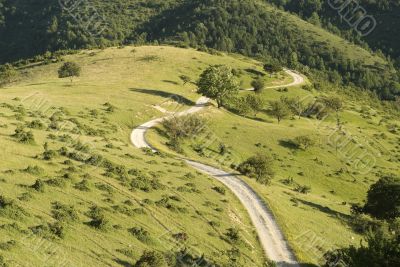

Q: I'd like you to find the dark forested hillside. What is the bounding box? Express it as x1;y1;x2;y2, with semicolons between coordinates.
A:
140;0;399;100
269;0;400;62
0;0;399;100
0;0;178;62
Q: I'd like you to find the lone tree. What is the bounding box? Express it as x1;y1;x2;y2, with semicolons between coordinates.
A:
251;77;265;93
245;94;265;117
0;63;18;86
269;100;290;123
263;63;283;77
321;96;343;128
363;175;400;220
58;62;81;82
281;96;305;119
197;65;239;108
237;153;274;185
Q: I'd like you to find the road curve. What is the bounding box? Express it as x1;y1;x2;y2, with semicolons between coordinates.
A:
130;69;304;266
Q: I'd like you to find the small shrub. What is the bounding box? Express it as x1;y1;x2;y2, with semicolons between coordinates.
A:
212;186;226;195
87;206;110;231
225;228;240;244
12;126;35;144
51;202;79;223
23;165;44;175
128;227;151;243
0;255;7;267
74;179;90;192
0;240;16;251
26;120;45;129
294;185;311;194
135;250;167;267
162;115;206;144
0;195;27;219
292;135;315;150
31;179;45;192
237;154;274;184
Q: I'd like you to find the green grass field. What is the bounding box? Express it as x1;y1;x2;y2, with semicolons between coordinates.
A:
147;71;400;265
0;46;294;266
1;45;398;267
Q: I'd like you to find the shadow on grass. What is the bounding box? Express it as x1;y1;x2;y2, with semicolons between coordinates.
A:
130;88;195;106
244;68;265;77
295;198;351;220
275;263;319;267
279;139;297;149
162;80;179;85
113;259;133;267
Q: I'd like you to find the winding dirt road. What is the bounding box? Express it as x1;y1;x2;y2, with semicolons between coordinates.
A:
130;69;304;266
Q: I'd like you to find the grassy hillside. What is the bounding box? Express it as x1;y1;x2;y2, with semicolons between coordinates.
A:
1;0;398;100
0;46;292;266
147;67;400;264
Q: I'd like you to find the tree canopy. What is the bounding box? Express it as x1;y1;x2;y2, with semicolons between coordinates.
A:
197;65;239;108
363;175;400;220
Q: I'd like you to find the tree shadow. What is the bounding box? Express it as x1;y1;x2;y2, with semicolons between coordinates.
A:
162;80;179;85
113;259;133;267
276;262;319;267
130;88;195;106
244;68;265;77
279;139;297;149
295;198;351;220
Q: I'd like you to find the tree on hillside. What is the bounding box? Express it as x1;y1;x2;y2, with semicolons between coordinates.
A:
321;96;343;128
251;77;265;93
0;63;17;86
245;94;265;117
58;62;81;83
197;65;239;108
135;250;168;267
237;153;274;185
281;96;306;119
263;63;283;77
269;100;290;123
363;175;400;220
324;223;400;267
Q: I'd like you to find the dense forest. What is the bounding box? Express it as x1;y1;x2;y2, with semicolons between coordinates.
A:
269;0;400;61
0;0;399;100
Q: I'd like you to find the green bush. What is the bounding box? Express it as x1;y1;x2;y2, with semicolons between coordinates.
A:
74;179;91;192
162;114;206;142
225;228;240;244
292;135;315;150
363;175;400;220
128;227;152;244
212;186;226;195
58;62;81;82
23;165;44;175
87;206;111;231
31;179;45;192
0;195;27;220
12;126;35;144
237;154;274;184
51;202;79;223
0;255;7;267
26;120;45;129
135;251;168;267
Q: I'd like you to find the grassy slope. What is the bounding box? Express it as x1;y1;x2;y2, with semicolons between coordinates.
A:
148;76;400;264
0;46;289;266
